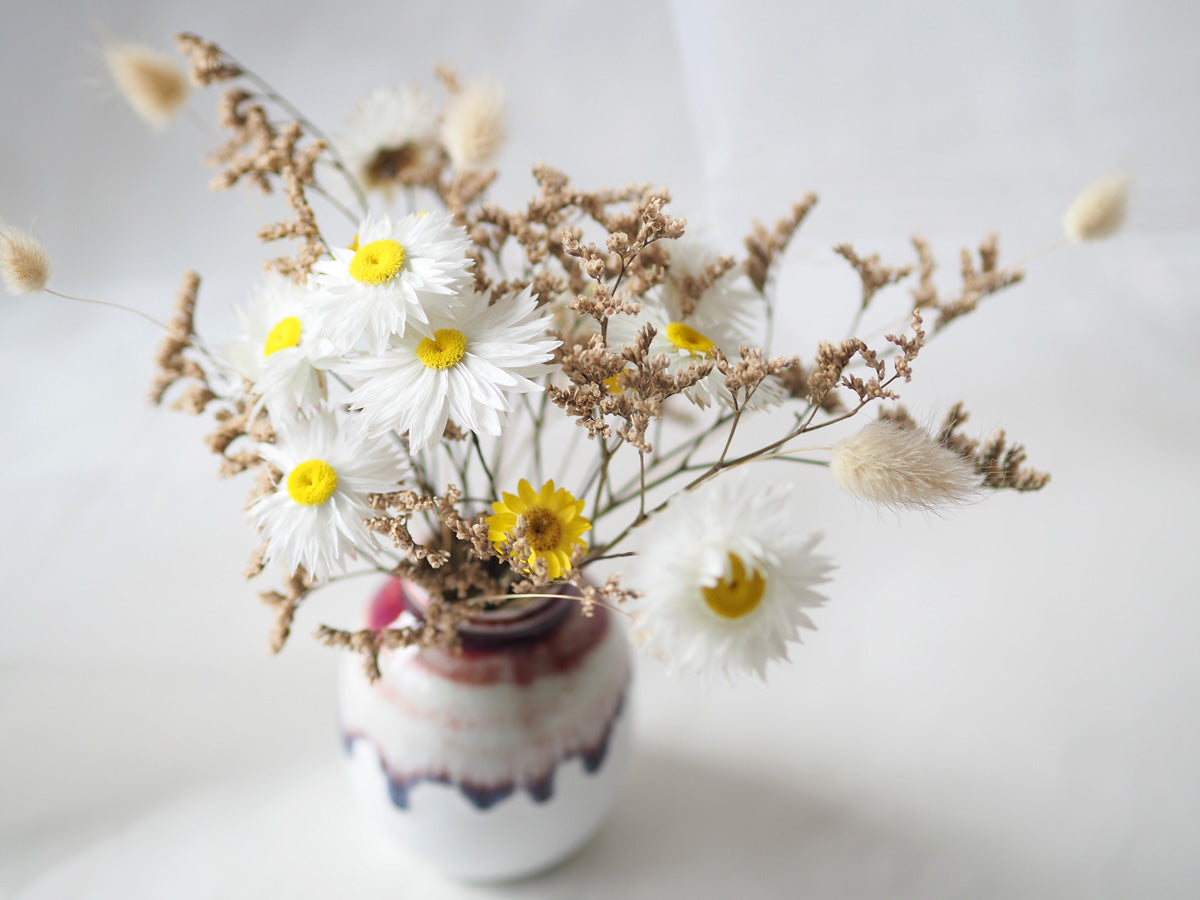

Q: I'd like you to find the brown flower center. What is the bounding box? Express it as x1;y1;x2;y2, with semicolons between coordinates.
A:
525;508;563;553
366;144;421;187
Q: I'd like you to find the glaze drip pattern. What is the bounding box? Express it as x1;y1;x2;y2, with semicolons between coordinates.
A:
343;679;627;811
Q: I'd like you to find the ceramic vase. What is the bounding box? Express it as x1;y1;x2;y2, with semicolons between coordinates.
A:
338;578;632;881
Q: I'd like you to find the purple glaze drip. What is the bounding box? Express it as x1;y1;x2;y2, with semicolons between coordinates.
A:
342;676;629;812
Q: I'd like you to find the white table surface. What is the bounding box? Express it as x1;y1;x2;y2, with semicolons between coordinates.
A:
3;1;1198;897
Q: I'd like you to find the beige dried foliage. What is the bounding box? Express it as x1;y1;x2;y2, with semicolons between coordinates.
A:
0;223;51;295
259;567;312;654
1063;172;1130;242
912;233;1024;332
149;271;205;404
831;420;979;510
879;404;1049;493
441;81;506;170
834;243;912;311
174;33;242;85
104;42;189;129
744;194;817;293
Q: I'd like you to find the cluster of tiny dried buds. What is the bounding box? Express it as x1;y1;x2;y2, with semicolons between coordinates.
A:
744;194;818;294
879;404;1050;492
914;233;1025;331
175;33;350;281
148;270;204;405
316;594;488;682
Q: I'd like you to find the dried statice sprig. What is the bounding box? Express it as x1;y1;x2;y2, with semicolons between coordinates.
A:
205;89;327;279
549;325;710;453
910;233;1025;332
259;566;312;654
834;243;913;316
879;404;1049;492
174;33;242;85
807;309;925;409
744;194;817;294
316;591;493;682
149;271;205;404
715;347;796;408
175;33;364;280
777;359;844;411
205;395;275;477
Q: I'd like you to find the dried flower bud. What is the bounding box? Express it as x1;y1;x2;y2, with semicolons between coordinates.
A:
831;420;978;510
1063;172;1130;242
440;81;506;170
0;223;51;295
104;42;189;130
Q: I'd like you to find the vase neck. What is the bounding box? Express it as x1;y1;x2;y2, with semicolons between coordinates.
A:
397;579;579;651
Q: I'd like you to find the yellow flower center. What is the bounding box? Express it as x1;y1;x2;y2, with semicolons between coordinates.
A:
603;373;626;394
349;239;406;285
415;328;468;369
263;316;302;356
702;553;766;619
525;507;564;553
286;459;339;507
665;321;716;356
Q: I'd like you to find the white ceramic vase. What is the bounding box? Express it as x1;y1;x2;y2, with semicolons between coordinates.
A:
338;578;633;881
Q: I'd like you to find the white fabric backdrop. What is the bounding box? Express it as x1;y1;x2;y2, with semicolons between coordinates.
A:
2;0;1198;896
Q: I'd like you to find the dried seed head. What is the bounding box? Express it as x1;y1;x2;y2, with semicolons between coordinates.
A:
831;420;978;510
0;223;51;295
1063;172;1130;242
104;41;189;129
440;81;506;170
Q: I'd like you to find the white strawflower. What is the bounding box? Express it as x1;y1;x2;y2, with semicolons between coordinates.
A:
311;212;472;353
337;85;440;193
249;410;408;580
625;470;833;679
441;81;506;170
1063;172;1130;242
610;298;771;410
831;420;978;510
342;286;558;451
0;222;51;295
103;42;189;130
218;272;339;418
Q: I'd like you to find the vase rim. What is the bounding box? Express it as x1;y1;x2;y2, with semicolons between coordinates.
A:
398;578;581;650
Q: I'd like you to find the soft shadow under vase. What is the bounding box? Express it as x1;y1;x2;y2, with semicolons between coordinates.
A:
338;579;633;881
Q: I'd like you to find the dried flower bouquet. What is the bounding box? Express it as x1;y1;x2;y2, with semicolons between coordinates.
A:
1;34;1129;682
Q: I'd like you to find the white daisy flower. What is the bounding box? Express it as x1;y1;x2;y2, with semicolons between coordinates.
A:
337;85;440;194
609;297;752;409
625;470;833;679
249;410;409;580
341;286;558;451
219;272;339;418
311;212;473;354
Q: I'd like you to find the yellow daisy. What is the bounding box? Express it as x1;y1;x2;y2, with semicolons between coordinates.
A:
488;479;591;579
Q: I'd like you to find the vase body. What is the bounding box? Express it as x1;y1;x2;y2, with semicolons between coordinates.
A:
338;579;632;881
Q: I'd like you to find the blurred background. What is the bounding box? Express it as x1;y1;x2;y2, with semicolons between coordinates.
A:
2;0;1198;896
